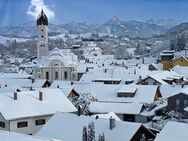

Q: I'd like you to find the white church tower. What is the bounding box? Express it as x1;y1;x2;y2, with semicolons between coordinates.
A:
37;9;49;59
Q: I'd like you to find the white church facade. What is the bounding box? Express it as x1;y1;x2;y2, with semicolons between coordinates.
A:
36;10;78;82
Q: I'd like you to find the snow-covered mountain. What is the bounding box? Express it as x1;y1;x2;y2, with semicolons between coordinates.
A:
0;21;67;38
98;17;167;38
59;22;100;34
146;19;182;29
166;22;188;35
0;17;172;38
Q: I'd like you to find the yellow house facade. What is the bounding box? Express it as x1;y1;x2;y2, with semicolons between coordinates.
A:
173;56;188;67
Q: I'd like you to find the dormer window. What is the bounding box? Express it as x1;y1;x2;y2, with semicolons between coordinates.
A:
117;86;137;97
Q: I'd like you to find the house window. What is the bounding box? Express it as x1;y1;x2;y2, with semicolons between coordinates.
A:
17;121;28;128
55;71;58;80
176;99;180;107
35;119;45;125
46;71;49;80
142;81;148;85
153;81;157;85
64;71;67;79
0;121;5;128
184;100;188;107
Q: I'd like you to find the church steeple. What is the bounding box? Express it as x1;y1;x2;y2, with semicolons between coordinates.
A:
37;9;48;26
37;9;49;60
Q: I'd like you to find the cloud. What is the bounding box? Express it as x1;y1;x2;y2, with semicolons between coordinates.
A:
27;0;55;19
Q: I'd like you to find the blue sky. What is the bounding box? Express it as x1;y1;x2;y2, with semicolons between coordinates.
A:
0;0;188;27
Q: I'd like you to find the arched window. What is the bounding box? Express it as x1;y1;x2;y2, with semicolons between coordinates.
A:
64;71;67;79
55;71;58;80
46;71;49;80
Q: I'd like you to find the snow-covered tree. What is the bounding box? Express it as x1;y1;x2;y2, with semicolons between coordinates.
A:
98;132;105;141
82;126;88;141
88;121;95;141
71;92;97;115
169;35;186;51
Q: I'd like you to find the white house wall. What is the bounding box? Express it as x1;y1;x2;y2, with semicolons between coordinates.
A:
0;113;9;131
9;115;52;135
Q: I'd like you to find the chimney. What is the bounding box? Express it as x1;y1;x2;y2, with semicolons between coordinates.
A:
182;84;184;88
95;115;99;120
39;91;43;101
32;78;35;83
14;91;17;100
109;117;115;130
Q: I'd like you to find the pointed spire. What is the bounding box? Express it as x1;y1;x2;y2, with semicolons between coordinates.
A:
37;8;48;26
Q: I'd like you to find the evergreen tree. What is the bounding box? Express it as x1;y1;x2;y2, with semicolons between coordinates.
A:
169;35;186;51
98;132;105;141
101;132;105;141
82;126;88;141
98;134;102;141
88;121;95;141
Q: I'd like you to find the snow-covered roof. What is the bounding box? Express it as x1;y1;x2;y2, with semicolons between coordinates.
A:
37;112;143;141
0;79;32;93
0;88;77;120
92;112;121;121
172;65;188;78
0;72;31;79
89;102;143;114
37;48;78;68
74;83;158;103
154;121;188;141
79;64;164;84
50;80;75;97
0;130;60;141
144;71;183;85
173;55;188;62
32;79;48;88
117;85;137;93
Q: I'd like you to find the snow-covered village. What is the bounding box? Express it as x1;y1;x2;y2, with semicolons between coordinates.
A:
1;0;188;141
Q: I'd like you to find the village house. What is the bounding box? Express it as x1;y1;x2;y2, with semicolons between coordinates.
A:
137;71;184;85
0;88;77;135
37;112;156;141
166;87;188;114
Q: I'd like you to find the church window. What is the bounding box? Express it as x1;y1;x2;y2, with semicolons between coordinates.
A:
41;35;44;38
41;29;44;31
64;71;67;79
55;71;58;80
46;71;49;80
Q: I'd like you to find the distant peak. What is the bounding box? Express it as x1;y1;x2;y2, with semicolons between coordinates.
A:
111;16;119;21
